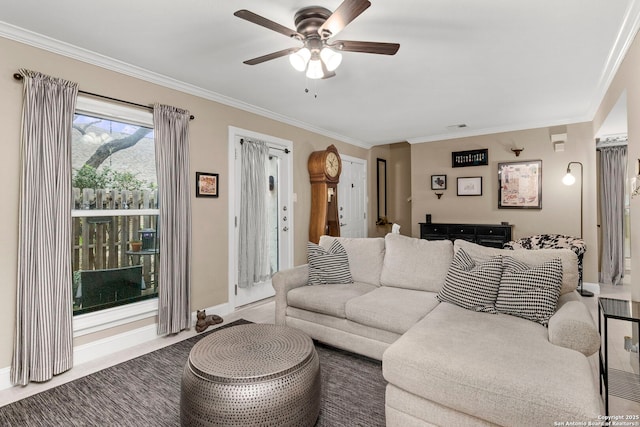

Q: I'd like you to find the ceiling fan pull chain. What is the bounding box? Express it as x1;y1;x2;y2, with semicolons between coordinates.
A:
303;76;319;99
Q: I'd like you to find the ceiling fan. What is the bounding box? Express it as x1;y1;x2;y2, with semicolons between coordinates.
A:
234;0;400;79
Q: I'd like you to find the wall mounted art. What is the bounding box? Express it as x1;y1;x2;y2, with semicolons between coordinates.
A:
498;160;542;209
196;172;219;198
457;177;483;196
452;149;488;168
431;174;447;190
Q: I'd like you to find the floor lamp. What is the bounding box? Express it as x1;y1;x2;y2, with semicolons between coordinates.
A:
562;161;594;297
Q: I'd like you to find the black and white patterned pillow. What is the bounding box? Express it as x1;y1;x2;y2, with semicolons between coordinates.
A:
496;257;563;326
437;249;503;313
308;240;353;285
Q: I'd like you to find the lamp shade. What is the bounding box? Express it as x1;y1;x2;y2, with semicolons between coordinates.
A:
289;48;311;72
320;47;342;72
306;59;324;79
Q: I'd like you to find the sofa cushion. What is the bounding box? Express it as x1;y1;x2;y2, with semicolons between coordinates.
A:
437;248;502;313
454;239;578;295
307;240;352;285
345;286;440;335
380;234;453;292
319;236;385;286
383;302;602;426
496;256;563;326
287;282;376;318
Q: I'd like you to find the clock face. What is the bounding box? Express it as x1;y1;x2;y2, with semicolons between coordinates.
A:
325;152;340;178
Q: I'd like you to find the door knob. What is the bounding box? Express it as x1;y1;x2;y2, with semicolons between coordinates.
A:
340;223;347;227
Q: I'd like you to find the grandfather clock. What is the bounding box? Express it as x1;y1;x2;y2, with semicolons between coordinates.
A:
308;144;342;243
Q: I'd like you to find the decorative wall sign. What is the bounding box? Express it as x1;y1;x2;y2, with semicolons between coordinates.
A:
196;172;219;198
452;149;488;168
431;174;447;190
498;160;542;209
457;177;483;196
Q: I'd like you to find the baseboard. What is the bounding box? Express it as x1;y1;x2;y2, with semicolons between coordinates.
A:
0;366;11;391
0;301;231;391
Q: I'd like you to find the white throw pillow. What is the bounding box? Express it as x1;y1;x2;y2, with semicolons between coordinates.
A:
437;248;503;313
496;256;563;326
307;240;353;285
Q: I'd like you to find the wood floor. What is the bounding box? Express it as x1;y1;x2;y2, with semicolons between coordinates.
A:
2;288;639;419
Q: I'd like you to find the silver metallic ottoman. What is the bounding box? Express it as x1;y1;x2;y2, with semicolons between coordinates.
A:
180;324;321;426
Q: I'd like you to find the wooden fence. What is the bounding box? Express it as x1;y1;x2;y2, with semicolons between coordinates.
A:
72;188;159;289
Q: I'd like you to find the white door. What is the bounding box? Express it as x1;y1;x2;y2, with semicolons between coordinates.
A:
229;128;293;308
338;156;367;238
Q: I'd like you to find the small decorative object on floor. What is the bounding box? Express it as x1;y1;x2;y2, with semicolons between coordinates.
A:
195;310;223;333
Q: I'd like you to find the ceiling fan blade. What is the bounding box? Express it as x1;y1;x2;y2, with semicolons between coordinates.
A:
234;9;303;39
318;0;371;38
332;40;400;55
243;48;300;65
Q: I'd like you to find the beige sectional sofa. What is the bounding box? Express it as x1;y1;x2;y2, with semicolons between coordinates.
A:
272;234;602;426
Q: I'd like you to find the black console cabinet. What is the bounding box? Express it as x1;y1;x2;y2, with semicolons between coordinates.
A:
419;222;513;248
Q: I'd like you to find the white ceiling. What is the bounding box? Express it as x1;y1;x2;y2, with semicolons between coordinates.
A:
1;0;639;148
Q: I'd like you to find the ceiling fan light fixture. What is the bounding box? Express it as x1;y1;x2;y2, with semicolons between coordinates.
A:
320;47;342;72
306;58;324;79
289;47;311;72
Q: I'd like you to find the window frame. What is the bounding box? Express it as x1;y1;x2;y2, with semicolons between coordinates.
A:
72;96;159;337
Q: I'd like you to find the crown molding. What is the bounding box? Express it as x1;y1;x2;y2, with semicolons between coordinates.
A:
585;0;640;119
0;21;370;149
406;113;590;144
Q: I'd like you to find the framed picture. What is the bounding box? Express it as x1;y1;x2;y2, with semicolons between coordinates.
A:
196;172;219;198
457;177;482;196
498;160;542;209
431;174;447;190
452;149;488;168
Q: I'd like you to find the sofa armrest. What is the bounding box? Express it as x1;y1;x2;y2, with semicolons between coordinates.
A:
548;292;600;356
272;264;309;325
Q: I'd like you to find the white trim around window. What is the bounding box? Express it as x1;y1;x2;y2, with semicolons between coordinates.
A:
73;298;158;337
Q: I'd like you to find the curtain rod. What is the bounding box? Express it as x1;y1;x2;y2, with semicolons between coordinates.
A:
240;138;290;154
13;73;195;121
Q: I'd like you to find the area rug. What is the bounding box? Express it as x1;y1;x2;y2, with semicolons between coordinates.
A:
0;320;386;426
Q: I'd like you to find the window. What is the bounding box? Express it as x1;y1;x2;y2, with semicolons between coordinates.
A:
72;97;159;317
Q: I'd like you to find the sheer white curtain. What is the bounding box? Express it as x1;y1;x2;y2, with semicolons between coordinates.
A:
238;139;270;288
12;69;78;385
599;145;627;285
154;104;192;334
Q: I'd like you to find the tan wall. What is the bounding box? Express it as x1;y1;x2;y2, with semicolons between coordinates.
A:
4;26;640;371
410;123;599;283
593;31;640;299
388;143;412;236
367;145;391;237
0;37;367;369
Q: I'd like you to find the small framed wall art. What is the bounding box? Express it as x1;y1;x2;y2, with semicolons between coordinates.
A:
196;172;219;198
452;149;488;168
431;174;447;190
457;177;483;196
498;160;542;209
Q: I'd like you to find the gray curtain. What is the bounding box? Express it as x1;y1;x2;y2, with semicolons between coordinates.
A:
154;104;192;334
238;139;270;288
11;70;78;385
599;145;627;285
